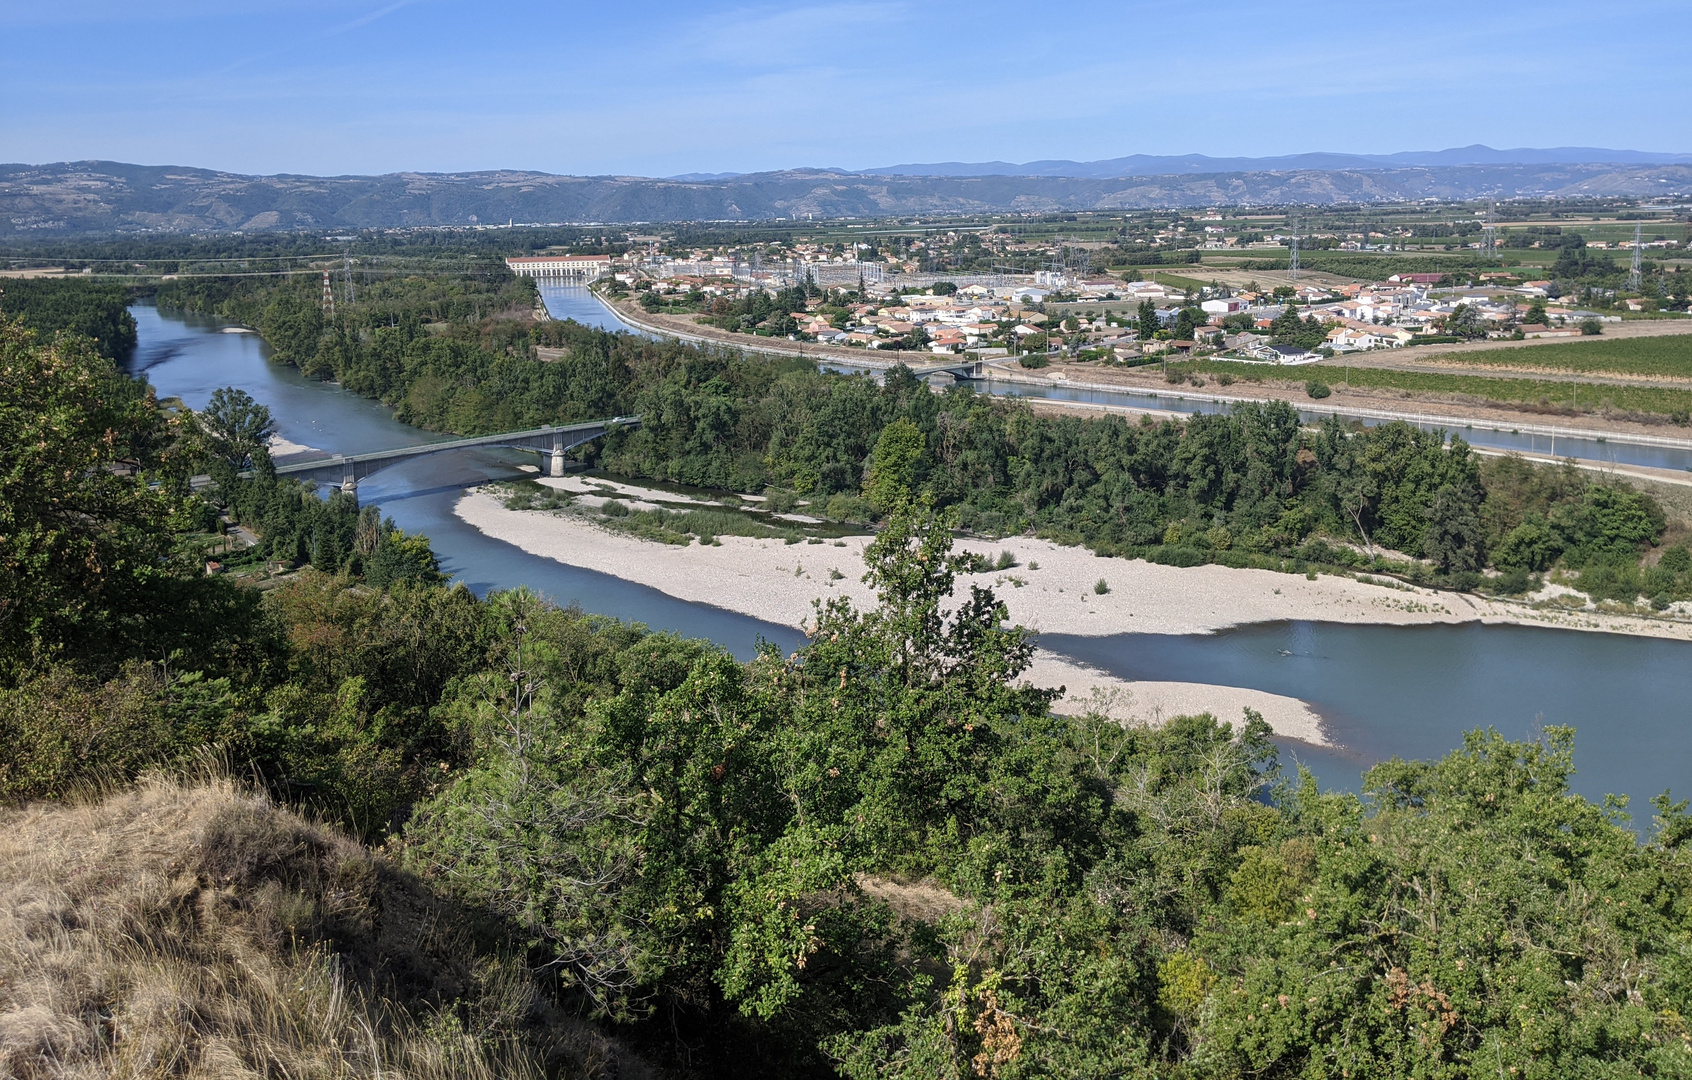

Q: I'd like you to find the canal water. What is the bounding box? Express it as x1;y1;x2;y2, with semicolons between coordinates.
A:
128;300;1692;817
545;281;1692;472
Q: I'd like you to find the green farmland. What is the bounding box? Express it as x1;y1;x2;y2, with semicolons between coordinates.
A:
1166;357;1692;418
1422;332;1692;378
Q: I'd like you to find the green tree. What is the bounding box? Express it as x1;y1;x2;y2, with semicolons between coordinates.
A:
1136;300;1159;343
863;418;926;511
0;319;198;675
1422;482;1486;573
1494;516;1561;572
199;386;276;470
1173;306;1202;341
0;278;137;359
1445;303;1487;340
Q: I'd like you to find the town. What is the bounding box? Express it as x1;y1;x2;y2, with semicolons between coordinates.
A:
507;203;1686;372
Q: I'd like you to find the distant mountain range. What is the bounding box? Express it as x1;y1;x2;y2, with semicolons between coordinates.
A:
853;145;1692;179
2;151;1689;238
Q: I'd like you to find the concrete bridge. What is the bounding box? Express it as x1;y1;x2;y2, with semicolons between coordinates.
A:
901;357;987;385
270;416;640;499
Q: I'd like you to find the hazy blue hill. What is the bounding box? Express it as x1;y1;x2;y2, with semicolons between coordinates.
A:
866;145;1692;178
3;155;1689;236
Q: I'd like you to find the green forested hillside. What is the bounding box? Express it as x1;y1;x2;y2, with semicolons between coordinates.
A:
4;302;1692;1076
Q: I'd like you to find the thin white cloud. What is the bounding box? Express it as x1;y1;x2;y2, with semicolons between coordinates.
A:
330;0;416;35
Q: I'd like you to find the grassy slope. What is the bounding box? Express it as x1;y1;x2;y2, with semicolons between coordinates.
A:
0;777;649;1080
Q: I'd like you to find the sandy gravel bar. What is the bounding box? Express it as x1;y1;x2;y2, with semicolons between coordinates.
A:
455;481;1692;746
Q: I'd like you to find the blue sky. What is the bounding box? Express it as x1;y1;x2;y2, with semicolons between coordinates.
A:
4;0;1687;177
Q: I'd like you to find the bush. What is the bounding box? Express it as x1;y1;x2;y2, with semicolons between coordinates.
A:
995;549;1019;570
1147;544;1210;568
1575;558;1643;602
1018;354;1049;369
1305;380;1332;399
970;509;1008;536
823;493;876;523
1494;517;1562;572
1093;578;1110;594
599;498;630;517
0;664;238;802
1580;318;1604;336
1658;544;1691;574
1492;567;1535;595
764;488;799;513
1554;485;1665;567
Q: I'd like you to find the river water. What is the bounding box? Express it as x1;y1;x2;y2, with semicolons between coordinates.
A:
130;305;803;661
127;297;1692;817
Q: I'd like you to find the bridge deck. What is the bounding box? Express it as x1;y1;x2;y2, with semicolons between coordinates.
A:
260;415;640;490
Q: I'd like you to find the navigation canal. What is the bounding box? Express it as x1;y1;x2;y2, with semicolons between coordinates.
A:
545;281;1692;473
128;299;1692;818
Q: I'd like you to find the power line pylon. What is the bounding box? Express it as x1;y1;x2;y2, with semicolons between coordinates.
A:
1288;213;1299;283
343;251;356;307
1629;223;1644;292
321;269;334;315
1482;205;1497;259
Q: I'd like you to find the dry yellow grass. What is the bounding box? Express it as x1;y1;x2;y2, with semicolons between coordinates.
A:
0;775;649;1079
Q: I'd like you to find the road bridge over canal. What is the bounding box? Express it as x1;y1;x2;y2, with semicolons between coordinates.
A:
268;416;640;499
898;357;988;385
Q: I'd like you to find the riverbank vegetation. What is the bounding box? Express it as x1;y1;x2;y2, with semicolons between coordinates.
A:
0;275;137;358
7;294;1692;1077
151;272;1684;602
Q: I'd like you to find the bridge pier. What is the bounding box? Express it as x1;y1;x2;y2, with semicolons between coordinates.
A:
550;434;568;477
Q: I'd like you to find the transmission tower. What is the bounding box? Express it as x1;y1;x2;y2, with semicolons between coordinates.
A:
321;269;334;315
342;252;356;307
1482;205;1497;259
1288;213;1299;283
1629;223;1644;292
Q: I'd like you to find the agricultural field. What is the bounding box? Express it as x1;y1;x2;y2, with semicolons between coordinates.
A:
1422;333;1692;378
1162;357;1692;418
1308;361;1692;417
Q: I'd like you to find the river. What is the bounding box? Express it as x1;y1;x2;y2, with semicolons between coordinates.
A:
127;297;1692;817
